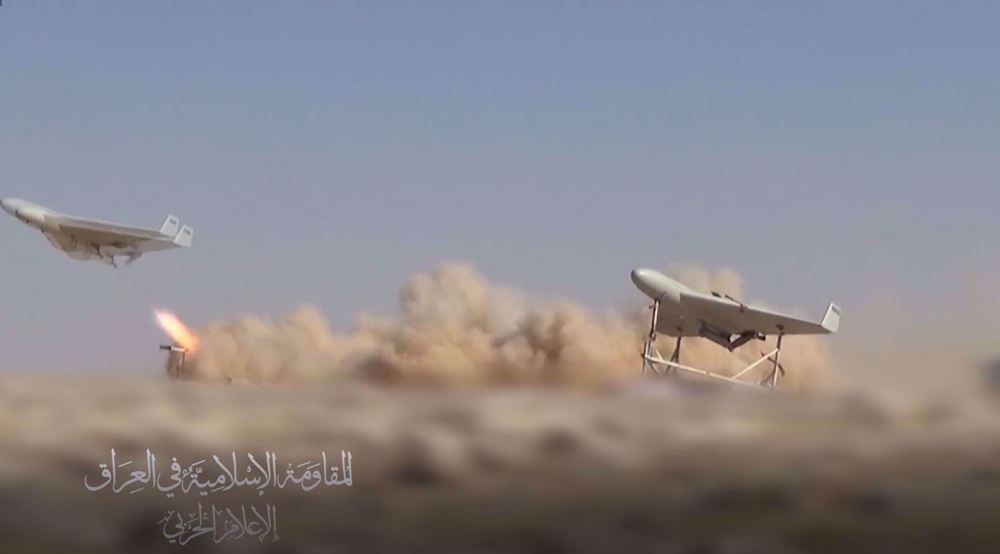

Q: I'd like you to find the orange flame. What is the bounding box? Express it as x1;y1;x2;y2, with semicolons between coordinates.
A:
154;310;199;351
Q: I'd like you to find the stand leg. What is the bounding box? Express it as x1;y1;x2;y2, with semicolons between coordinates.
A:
641;300;660;376
668;335;682;373
769;331;784;388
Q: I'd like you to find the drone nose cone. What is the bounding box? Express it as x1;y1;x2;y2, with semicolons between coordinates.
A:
0;199;13;216
631;268;682;303
631;268;664;299
630;268;653;288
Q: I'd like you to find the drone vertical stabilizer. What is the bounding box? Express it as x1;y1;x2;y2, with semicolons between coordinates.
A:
173;225;194;247
159;215;181;237
821;303;841;334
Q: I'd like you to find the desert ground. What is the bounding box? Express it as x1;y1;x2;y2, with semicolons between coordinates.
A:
2;374;1000;553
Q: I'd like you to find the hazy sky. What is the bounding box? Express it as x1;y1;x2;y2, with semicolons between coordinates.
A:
0;2;997;380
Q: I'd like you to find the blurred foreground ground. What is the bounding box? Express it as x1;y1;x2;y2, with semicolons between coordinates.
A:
2;374;1000;553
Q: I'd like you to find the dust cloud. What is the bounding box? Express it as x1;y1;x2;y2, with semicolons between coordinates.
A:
177;262;835;390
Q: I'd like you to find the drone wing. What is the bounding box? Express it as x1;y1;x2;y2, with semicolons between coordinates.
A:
680;290;840;336
52;214;193;251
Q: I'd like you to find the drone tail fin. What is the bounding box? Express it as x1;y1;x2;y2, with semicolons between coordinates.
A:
821;303;841;334
173;225;194;248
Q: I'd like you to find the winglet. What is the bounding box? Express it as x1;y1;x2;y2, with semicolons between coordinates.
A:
821;303;841;334
173;225;194;247
159;215;181;237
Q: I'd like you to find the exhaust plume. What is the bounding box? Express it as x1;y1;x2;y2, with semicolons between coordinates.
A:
168;262;835;390
154;309;199;352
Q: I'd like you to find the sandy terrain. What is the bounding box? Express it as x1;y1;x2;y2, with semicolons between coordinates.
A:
1;374;1000;553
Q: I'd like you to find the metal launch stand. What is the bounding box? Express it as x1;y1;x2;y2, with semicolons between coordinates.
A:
640;300;785;390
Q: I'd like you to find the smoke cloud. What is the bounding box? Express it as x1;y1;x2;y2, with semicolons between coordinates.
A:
177;262;835;390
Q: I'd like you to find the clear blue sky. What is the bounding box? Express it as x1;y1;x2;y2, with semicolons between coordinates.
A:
0;2;997;375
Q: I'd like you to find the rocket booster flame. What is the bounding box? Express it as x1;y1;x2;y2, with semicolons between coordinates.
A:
154;310;199;352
